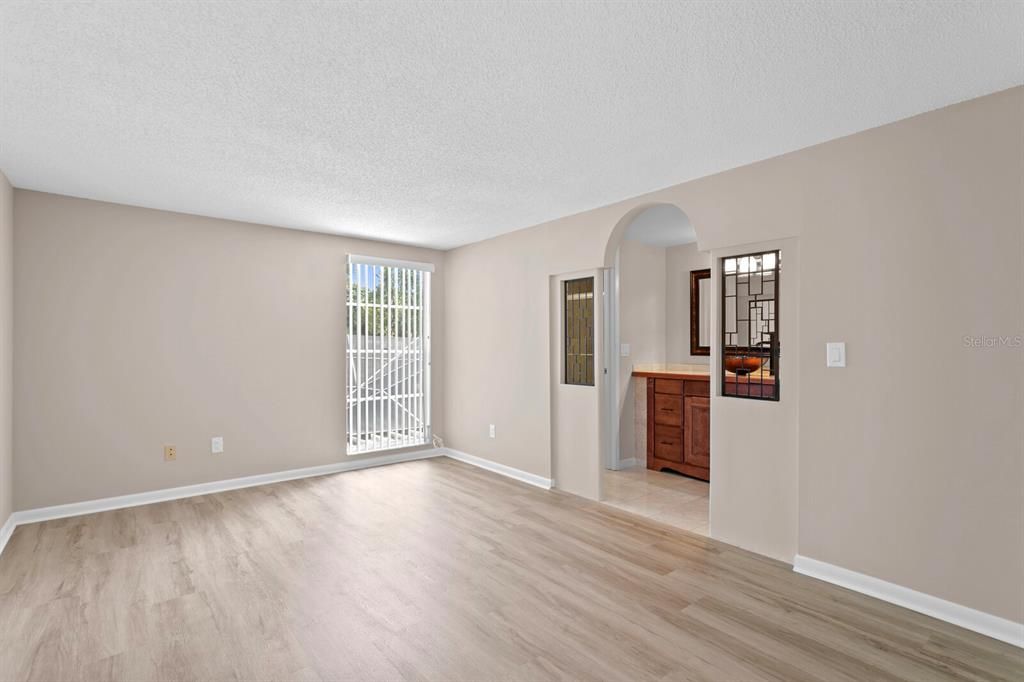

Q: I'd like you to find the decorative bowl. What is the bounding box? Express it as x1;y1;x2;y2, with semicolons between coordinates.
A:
725;356;764;375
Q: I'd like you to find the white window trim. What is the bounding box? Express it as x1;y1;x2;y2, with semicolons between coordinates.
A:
346;255;432;455
348;254;435;273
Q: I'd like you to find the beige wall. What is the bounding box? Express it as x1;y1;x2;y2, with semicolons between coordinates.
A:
617;239;666;462
709;238;800;562
662;87;1023;621
0;172;12;526
665;243;711;364
442;214;607;478
791;91;1023;622
13;191;445;510
443;87;1023;623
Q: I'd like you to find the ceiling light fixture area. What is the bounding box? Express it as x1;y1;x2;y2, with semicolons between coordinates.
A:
0;1;1020;249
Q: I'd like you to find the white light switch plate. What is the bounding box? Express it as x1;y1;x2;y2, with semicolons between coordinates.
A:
620;343;630;357
211;436;224;454
826;342;846;368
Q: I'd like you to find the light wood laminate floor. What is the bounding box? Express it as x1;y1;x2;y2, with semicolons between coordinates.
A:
0;457;1020;681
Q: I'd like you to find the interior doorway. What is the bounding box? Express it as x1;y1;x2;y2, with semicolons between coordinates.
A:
551;268;605;501
600;204;712;536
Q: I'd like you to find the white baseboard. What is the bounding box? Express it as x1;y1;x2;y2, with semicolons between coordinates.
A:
793;555;1023;648
615;457;637;470
7;457;1018;649
0;447;552;560
9;448;445;528
443;448;553;489
0;514;15;557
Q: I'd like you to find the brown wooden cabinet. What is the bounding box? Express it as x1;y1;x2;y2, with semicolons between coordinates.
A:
644;375;710;481
683;395;710;471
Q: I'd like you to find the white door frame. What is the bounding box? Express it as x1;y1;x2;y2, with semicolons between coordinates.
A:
601;251;626;472
602;266;616;471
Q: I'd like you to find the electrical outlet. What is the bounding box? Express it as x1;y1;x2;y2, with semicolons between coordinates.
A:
211;436;224;454
488;424;496;438
163;445;176;461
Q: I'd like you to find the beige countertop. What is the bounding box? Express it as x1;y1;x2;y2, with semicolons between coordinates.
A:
631;363;711;379
631;363;776;384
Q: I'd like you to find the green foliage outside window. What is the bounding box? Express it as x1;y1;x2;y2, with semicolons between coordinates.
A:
347;266;422;337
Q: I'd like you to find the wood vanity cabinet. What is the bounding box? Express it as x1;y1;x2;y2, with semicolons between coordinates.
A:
645;376;710;481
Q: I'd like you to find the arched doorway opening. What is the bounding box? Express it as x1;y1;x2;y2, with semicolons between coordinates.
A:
600;203;713;536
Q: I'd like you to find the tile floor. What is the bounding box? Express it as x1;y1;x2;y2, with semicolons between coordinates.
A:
601;464;709;535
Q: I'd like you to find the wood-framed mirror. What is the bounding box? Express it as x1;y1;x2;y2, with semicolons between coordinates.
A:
689;268;711;356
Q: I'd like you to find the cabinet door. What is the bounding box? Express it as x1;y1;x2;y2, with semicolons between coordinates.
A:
683;396;710;469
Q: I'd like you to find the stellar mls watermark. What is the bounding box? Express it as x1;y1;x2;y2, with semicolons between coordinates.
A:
962;334;1023;349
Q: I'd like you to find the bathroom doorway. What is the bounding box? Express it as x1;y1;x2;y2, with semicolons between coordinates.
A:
600;204;711;536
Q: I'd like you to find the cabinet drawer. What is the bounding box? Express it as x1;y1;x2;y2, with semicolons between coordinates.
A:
654;378;682;395
653;425;683;462
653;394;682;425
684;380;710;397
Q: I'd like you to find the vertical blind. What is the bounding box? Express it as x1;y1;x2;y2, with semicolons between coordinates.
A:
346;255;432;454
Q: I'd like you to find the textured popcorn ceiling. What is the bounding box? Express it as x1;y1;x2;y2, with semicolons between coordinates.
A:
1;1;1021;249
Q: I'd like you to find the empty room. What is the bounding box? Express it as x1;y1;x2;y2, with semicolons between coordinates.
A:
0;1;1022;680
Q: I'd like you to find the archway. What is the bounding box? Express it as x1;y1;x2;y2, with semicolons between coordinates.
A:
599;203;713;536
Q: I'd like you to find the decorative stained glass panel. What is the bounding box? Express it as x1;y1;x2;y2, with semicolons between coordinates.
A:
722;251;779;400
564;277;595;386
